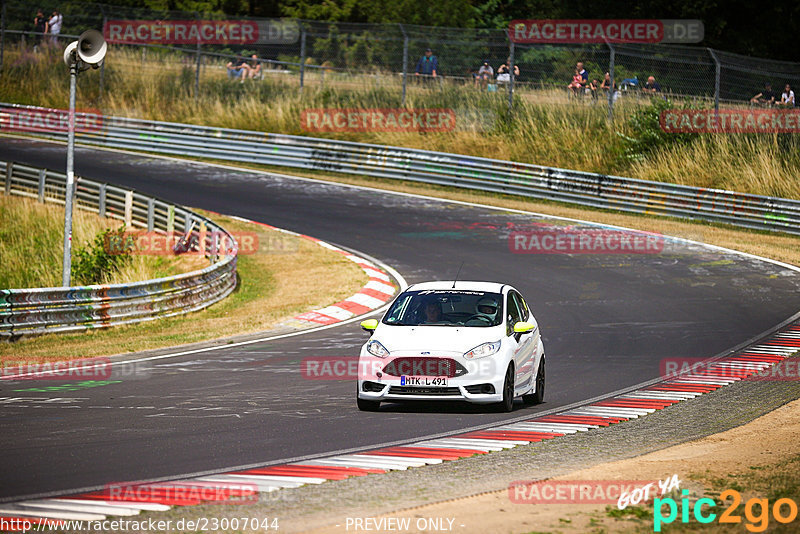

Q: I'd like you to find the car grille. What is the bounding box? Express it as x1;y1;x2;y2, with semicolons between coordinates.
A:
388;386;462;396
382;357;467;378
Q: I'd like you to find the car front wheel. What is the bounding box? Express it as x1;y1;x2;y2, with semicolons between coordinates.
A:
495;364;515;412
356;384;381;411
523;356;545;405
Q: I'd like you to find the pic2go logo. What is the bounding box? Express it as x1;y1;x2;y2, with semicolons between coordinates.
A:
654;489;799;532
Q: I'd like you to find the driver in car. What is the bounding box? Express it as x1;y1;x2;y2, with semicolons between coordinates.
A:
422;300;444;323
476;296;499;322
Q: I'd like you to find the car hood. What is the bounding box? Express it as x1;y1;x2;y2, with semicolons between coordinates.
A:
371;324;504;355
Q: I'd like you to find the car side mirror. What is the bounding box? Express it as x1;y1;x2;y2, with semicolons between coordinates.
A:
513;321;535;334
361;319;379;333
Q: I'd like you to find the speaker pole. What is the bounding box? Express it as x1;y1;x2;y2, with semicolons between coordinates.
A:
61;30;106;287
62;59;78;287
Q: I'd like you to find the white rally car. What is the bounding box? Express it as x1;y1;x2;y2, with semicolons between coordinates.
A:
356;281;545;412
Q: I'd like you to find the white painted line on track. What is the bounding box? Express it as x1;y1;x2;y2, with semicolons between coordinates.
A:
12;500;138;516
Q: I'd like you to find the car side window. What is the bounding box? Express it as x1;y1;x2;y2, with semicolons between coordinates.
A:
511;292;529;321
506;293;522;336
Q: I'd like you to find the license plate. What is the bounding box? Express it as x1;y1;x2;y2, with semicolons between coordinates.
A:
401;376;448;386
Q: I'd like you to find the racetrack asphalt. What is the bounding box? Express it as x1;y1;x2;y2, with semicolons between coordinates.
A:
2;138;799;501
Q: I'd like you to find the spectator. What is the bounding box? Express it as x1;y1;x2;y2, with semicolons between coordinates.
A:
226;56;249;81
246;54;262;80
567;68;583;95
750;83;777;107
496;58;519;86
475;59;493;89
778;84;795;107
588;78;599;99
415;48;438;81
642;75;661;93
33;10;48;50
47;10;62;45
576;62;588;84
600;72;616;92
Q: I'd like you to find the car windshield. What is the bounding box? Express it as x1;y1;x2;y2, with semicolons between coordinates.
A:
382;290;504;327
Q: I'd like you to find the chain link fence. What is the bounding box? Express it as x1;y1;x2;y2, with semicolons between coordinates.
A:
2;0;800;119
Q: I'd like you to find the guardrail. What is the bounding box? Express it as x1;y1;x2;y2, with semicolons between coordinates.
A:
1;159;238;338
2;102;800;236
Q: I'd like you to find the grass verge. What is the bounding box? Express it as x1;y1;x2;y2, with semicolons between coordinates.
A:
4;44;800;199
0;194;204;289
0;210;368;362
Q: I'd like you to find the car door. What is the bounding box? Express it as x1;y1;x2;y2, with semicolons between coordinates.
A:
505;291;528;394
509;291;536;391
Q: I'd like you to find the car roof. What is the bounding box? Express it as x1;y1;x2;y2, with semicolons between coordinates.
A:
405;281;509;293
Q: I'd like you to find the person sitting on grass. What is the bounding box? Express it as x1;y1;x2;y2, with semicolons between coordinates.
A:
226;56;249;81
778;84;795;107
475;60;493;89
588;78;599;99
642;75;661;94
496;58;519;86
247;54;262;80
600;72;616;93
750;83;777;107
567;68;583;95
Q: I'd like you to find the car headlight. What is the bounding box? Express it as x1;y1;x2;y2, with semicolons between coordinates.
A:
366;340;390;358
464;340;501;359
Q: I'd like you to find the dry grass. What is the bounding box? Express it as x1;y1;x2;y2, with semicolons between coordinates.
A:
0;211;368;362
5;44;799;199
0;195;202;288
629;134;800;199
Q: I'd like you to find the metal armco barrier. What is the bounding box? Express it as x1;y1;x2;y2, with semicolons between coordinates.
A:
2;102;800;236
1;159;238;338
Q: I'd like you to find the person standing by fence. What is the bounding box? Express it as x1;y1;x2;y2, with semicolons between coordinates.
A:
415;48;438;84
47;10;63;45
33;10;48;51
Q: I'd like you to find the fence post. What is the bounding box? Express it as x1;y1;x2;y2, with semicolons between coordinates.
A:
38;169;46;202
299;28;306;93
507;31;515;115
400;24;408;107
0;0;6;76
195;41;201;101
98;183;106;217
99;16;107;104
124;191;133;227
4;161;11;195
708;48;721;113
607;42;615;123
147;198;154;231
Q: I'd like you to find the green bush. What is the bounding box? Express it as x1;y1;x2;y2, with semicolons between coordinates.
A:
618;97;700;162
71;227;132;286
